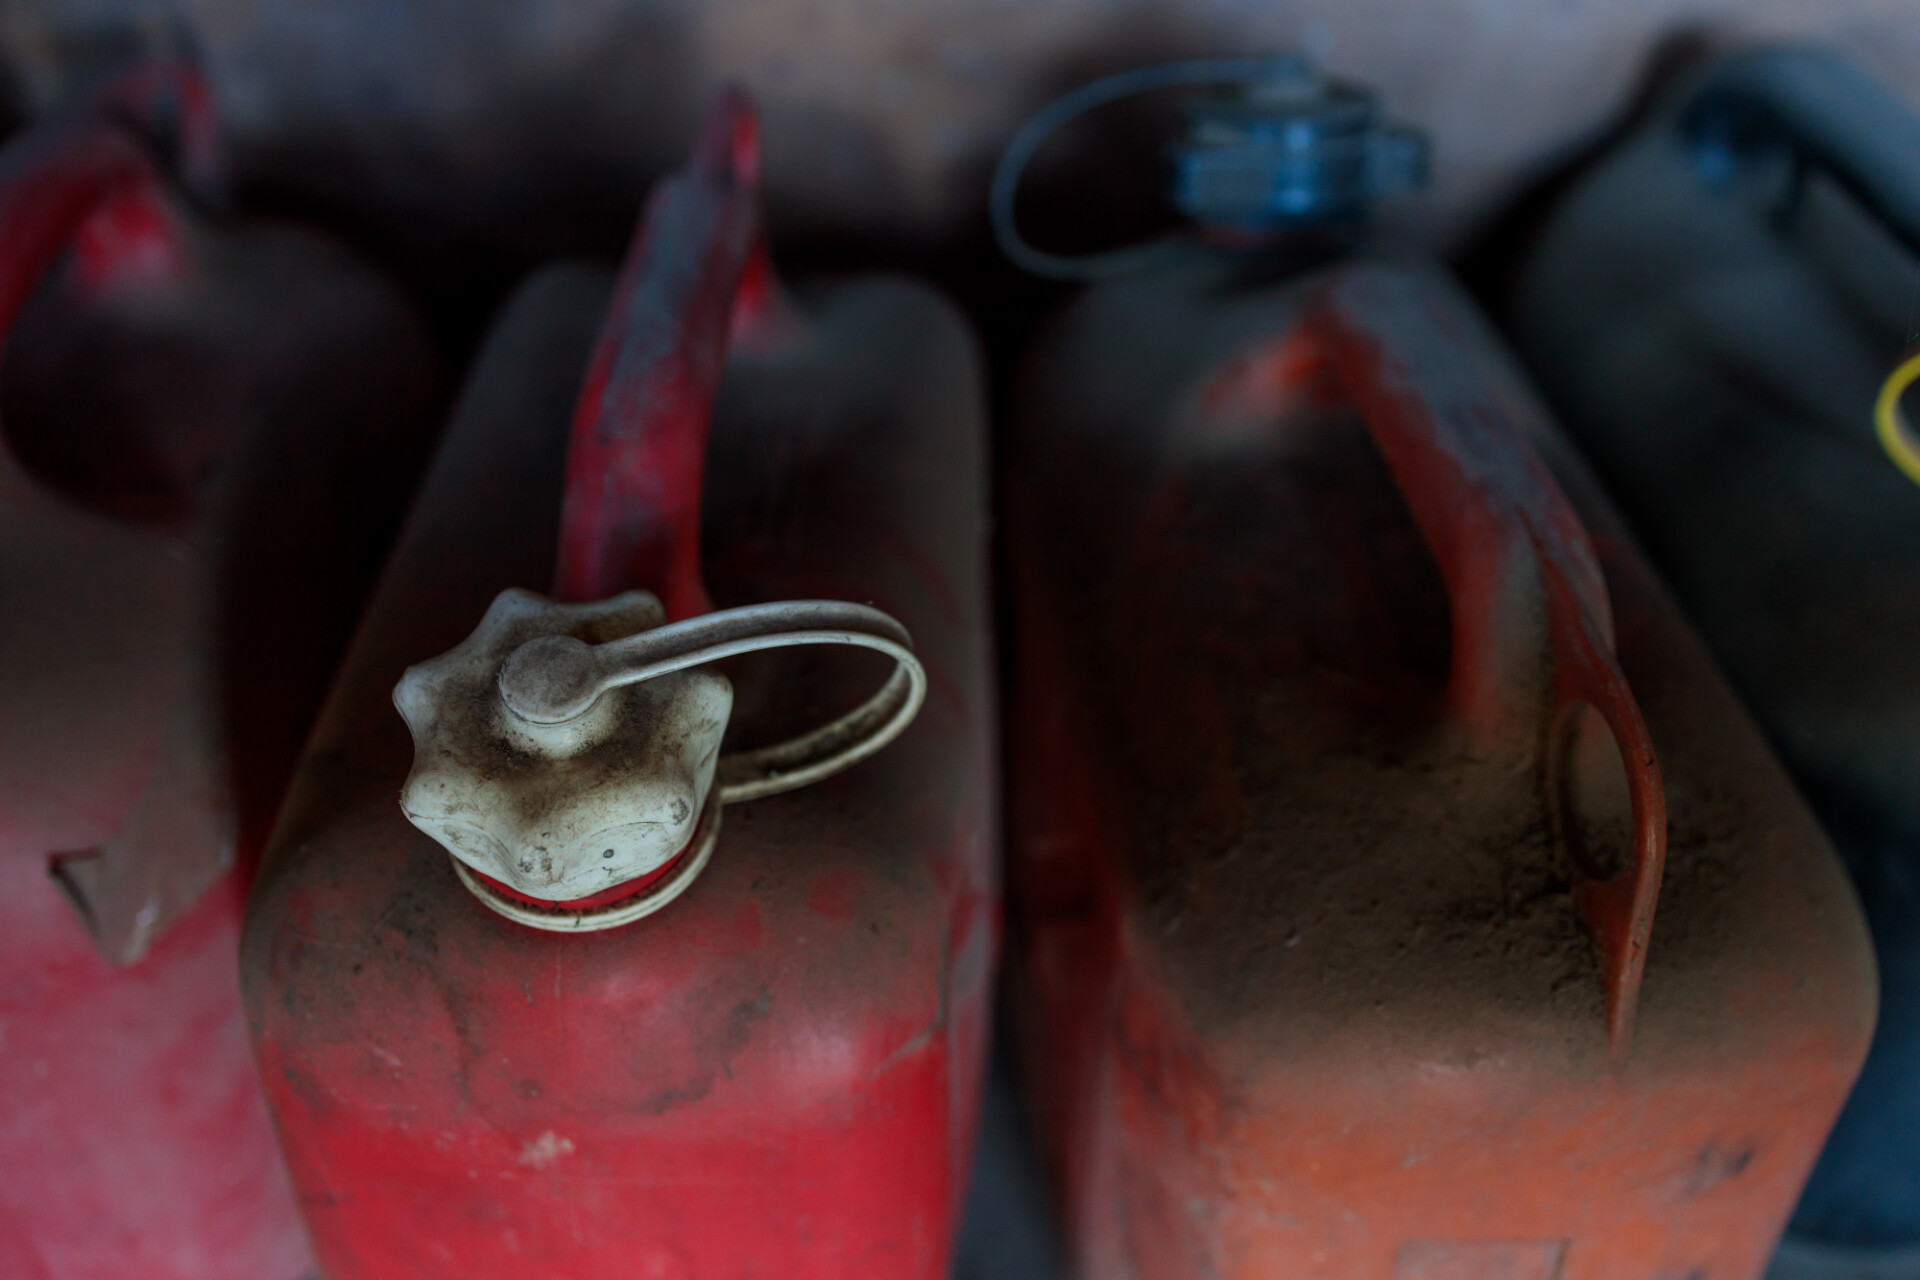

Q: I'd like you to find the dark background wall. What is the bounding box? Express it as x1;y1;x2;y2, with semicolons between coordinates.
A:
5;0;1917;270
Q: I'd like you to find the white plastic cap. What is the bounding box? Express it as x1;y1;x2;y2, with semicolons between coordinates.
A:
394;588;732;902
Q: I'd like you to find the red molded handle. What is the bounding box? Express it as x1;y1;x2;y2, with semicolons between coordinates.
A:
0;63;212;353
553;90;767;618
1297;265;1666;1057
94;60;224;204
0;116;180;506
0;121;165;366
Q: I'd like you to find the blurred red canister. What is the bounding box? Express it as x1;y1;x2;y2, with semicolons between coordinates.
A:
0;74;438;1280
1003;251;1877;1280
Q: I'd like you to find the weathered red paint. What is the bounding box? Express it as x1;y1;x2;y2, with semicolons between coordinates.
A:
0;85;438;1280
243;93;996;1280
553;93;763;620
1004;258;1876;1280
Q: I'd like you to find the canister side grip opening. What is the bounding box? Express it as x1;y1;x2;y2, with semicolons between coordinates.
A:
1302;263;1667;1057
1550;700;1632;884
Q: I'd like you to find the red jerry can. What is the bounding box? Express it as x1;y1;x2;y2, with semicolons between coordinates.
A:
998;61;1876;1280
0;76;438;1280
1505;49;1920;1274
241;93;997;1280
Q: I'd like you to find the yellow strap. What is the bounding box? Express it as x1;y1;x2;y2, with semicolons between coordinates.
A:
1874;350;1920;486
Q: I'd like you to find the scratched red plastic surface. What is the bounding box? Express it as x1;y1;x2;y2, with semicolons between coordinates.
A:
0;869;308;1280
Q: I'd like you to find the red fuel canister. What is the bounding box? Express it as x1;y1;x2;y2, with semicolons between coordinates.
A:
242;93;997;1280
0;78;438;1280
1505;50;1920;1275
999;62;1876;1280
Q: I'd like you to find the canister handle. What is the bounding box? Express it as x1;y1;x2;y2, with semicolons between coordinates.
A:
557;88;929;802
1679;46;1920;257
94;60;225;208
552;89;923;802
0;120;165;491
1677;49;1920;484
0;62;210;363
1299;264;1666;1056
553;88;765;619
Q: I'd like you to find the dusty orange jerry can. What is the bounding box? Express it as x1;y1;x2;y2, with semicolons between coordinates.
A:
241;95;997;1279
999;61;1876;1280
0;73;438;1280
1505;48;1920;1273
